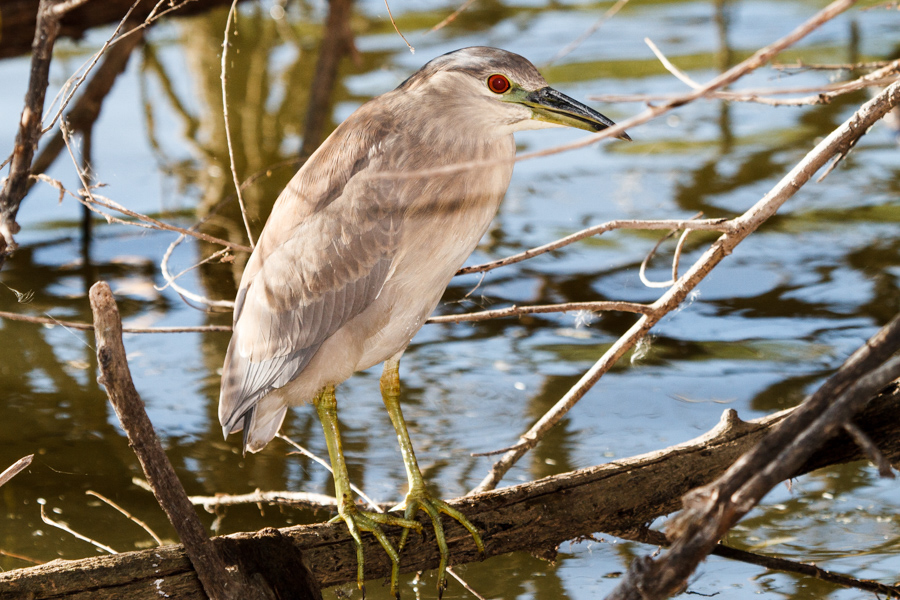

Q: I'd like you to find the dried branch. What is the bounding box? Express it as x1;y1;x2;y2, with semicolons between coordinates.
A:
39;503;118;555
0;0;70;269
372;0;858;185
41;0;143;135
426;300;653;324
86;491;165;546
276;433;383;511
0;455;33;488
0;310;230;333
39;146;251;251
89;281;262;600
159;233;237;308
383;0;414;53
30;16;144;181
189;489;337;511
428;0;478;34
843;421;895;477
472;57;900;495
591;59;900;107
457;218;732;276
545;0;632;65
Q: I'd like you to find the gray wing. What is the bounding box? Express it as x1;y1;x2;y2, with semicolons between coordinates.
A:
219;114;399;439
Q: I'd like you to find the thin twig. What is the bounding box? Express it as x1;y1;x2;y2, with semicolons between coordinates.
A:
276;433;384;511
86;490;164;546
40;503;118;555
428;0;477;34
457;219;732;276
426;300;653;324
644;37;700;89
189;489;337;511
367;0;860;184
220;0;256;249
620;527;900;598
41;0;143;134
546;0;632;66
0;455;33;488
35;156;251;252
159;233;236;308
639;229;680;289
0;549;43;565
0;310;230;333
383;0;414;53
772;60;891;71
590;60;900;107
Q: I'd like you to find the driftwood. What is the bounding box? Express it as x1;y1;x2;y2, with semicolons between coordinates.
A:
1;381;897;599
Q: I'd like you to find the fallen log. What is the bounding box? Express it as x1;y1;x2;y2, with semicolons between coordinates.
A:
1;382;897;599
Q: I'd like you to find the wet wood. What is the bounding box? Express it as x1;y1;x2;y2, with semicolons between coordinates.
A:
89;282;318;600
1;380;897;599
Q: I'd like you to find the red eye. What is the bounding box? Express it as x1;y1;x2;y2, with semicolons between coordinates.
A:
487;74;511;94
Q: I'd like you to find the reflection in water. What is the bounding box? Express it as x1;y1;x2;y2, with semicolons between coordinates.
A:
1;1;899;598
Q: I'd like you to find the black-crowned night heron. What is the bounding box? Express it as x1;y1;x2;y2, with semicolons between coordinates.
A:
219;46;629;597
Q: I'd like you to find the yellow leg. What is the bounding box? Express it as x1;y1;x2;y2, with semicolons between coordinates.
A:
314;385;422;599
380;360;485;598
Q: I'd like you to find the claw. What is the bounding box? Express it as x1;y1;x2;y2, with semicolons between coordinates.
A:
335;502;422;598
393;489;485;595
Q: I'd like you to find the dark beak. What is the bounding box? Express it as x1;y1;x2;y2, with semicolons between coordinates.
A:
522;86;631;141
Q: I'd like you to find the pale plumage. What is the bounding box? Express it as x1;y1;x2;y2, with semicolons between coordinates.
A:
218;46;627;597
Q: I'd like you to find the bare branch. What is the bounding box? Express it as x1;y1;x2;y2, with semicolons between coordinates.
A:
90;281;265;600
0;455;33;488
428;0;478;34
40;503;118;555
545;0;632;65
276;433;384;511
86;491;164;546
189;489;337;511
0;0;68;268
427;301;653;324
383;0;414;53
457;218;732;276
0;310;230;333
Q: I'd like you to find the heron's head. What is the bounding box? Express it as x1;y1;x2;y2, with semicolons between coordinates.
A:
398;46;631;140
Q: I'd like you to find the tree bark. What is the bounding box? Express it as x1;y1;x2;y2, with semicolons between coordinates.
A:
1;381;897;599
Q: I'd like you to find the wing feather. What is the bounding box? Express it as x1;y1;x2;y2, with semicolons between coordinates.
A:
219;111;399;438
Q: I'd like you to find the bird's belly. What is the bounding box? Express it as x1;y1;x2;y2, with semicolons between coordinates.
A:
354;194;503;371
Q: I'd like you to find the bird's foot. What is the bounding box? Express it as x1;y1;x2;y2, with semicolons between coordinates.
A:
330;503;423;599
392;489;485;598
